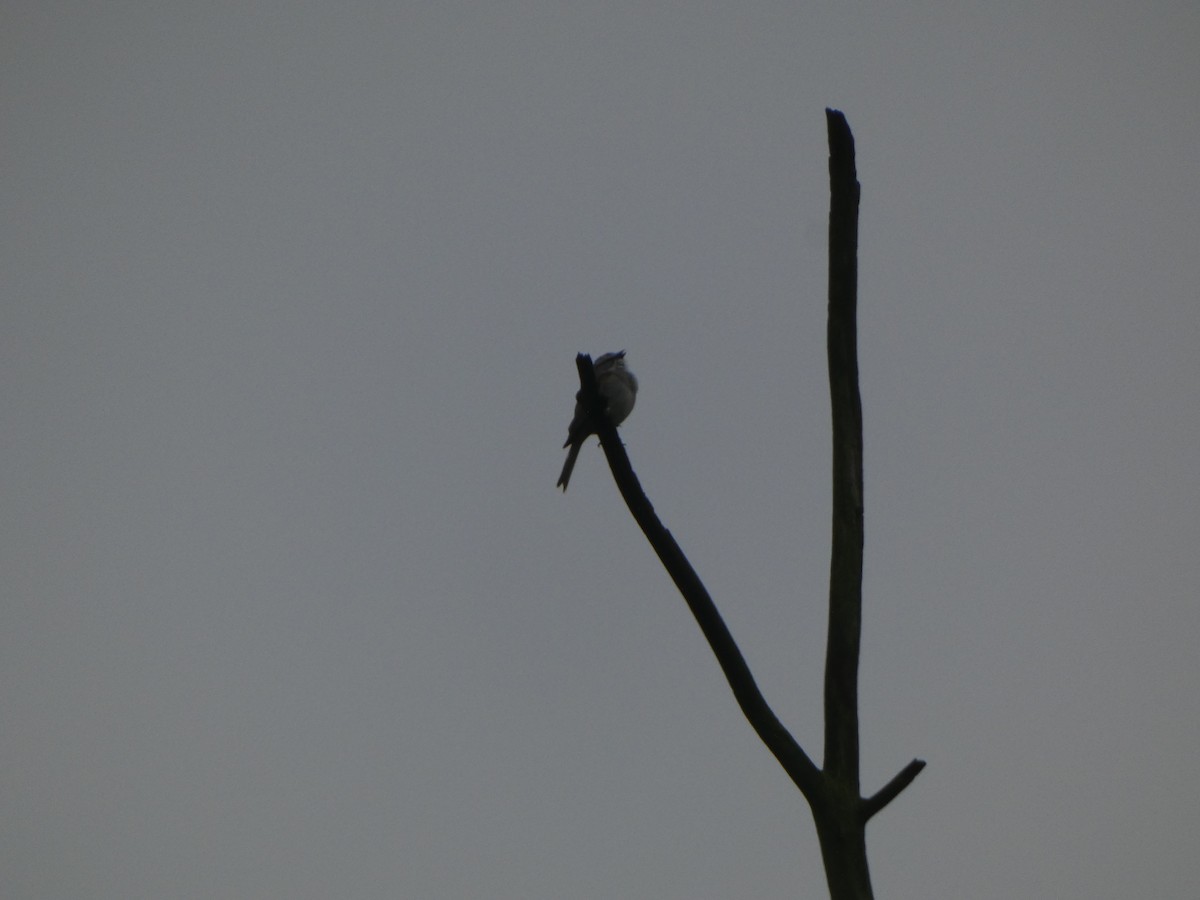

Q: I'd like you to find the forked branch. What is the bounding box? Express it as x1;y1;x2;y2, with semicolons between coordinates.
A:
566;109;924;900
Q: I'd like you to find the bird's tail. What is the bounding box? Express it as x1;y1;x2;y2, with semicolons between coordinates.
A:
556;440;582;491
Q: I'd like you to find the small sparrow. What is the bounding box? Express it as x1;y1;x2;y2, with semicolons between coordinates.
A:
557;351;638;491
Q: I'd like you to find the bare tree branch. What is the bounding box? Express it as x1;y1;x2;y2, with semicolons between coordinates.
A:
861;758;927;822
574;354;823;802
823;108;865;790
563;109;925;900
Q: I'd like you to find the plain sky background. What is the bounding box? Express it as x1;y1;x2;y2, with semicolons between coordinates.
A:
3;3;1198;898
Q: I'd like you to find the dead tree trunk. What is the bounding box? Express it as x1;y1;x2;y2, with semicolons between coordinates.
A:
569;109;922;900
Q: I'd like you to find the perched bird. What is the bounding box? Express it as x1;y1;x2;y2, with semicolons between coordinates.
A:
557;351;638;491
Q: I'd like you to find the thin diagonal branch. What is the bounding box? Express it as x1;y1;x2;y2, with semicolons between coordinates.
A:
861;758;927;821
574;354;823;803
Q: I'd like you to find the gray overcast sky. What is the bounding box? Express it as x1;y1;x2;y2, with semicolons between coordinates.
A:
3;3;1198;898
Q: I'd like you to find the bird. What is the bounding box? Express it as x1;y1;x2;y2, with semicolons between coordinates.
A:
557;351;638;491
